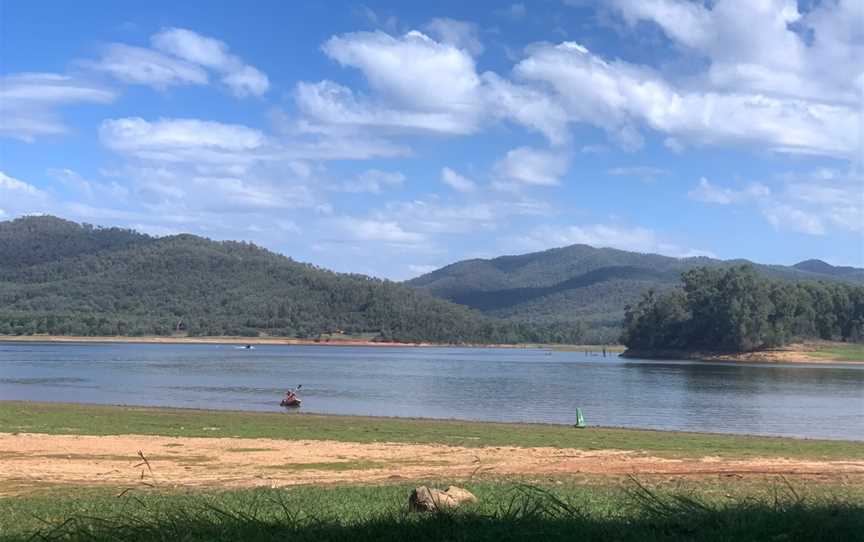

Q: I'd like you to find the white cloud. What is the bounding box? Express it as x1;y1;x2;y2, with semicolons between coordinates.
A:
84;44;208;89
0;171;53;217
762;204;826;235
689;170;863;235
688;177;770;204
611;0;861;106
493;147;569;186
0;171;45;196
299;29;571;143
151;27;269;96
332;217;426;243
99;117;268;166
87;27;268;97
376;197;551;235
424;18;484;56
294;80;476;135
514;223;714;258
481;73;570;145
323;30;482;115
48;168;130;201
337;169;405;193
0;73;116;141
440;167;477;193
514;40;859;158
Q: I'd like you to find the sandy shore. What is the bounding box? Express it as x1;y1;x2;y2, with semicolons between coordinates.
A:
2;432;861;496
623;342;864;364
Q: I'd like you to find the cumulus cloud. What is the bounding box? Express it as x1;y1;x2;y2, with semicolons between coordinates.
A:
493;147;569;186
302;5;860;159
298;30;570;144
87;27;269;97
324;30;482;115
513;40;858;158
610;0;861;105
0;73;116;141
440;167;477;192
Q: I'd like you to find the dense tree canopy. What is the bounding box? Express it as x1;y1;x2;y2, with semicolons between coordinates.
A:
621;266;864;352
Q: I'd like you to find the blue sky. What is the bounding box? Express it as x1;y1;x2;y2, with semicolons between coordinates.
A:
1;0;861;278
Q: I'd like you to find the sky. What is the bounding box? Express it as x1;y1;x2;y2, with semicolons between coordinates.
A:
1;0;862;279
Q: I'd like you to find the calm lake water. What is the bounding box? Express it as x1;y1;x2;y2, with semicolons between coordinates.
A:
1;342;862;441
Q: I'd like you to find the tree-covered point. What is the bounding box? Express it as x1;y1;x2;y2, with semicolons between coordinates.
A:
0;216;589;344
621;265;864;353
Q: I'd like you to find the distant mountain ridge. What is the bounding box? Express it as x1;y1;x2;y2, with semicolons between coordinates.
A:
406;244;864;340
0;216;527;343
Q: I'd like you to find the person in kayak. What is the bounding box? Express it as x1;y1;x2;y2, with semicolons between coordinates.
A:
283;390;297;403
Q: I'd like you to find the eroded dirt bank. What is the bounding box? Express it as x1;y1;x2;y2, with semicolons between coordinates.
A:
2;433;862;496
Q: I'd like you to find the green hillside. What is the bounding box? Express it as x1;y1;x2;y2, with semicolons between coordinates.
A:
0;216;530;343
407;244;864;341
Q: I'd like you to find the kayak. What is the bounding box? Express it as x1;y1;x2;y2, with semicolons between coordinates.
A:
280;398;301;407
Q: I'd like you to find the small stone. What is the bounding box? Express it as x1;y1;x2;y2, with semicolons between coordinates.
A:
408;485;477;512
444;485;477;504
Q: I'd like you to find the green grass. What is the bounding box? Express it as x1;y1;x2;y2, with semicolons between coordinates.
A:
809;342;864;362
1;481;862;541
1;401;862;461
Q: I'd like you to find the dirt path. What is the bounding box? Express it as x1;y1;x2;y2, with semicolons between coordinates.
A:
2;433;862;496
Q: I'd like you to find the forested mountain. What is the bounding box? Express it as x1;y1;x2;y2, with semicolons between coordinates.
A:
407;245;864;341
0;216;553;343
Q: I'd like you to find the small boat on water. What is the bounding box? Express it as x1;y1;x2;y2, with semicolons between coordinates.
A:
280;385;302;407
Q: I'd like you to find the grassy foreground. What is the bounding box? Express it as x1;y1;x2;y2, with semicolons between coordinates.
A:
1;401;862;460
2;482;863;541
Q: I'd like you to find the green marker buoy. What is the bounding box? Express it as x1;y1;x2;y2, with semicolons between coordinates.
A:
574;408;586;428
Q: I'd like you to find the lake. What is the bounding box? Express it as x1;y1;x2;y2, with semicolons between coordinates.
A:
1;342;862;440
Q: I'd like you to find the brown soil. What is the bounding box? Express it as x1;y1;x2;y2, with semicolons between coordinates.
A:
2;433;861;496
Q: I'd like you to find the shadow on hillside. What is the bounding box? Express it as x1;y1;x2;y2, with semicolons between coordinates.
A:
7;485;862;542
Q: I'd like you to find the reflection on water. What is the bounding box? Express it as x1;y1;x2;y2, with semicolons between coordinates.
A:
0;343;862;440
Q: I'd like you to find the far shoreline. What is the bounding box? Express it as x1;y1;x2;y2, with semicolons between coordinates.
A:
1;335;859;364
0;333;622;352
